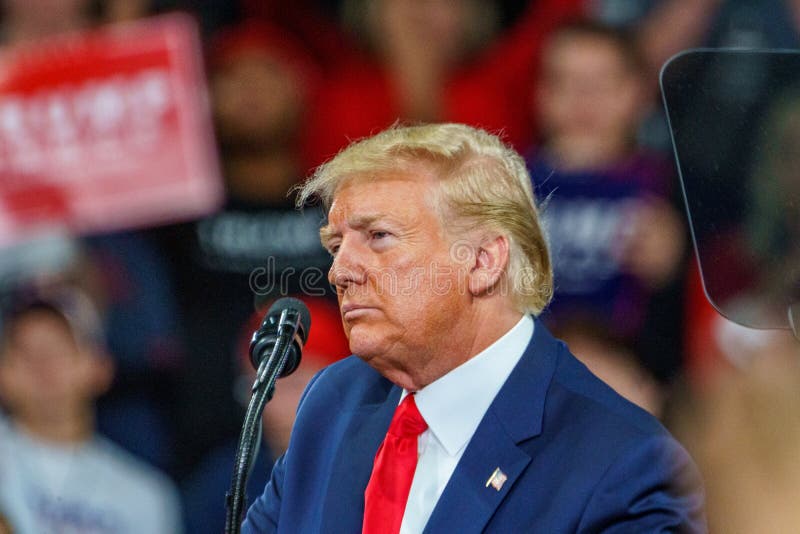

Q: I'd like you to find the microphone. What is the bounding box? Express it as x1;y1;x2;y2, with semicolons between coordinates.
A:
249;297;311;377
225;297;311;534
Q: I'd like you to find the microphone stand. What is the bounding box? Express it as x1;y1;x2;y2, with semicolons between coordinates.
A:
224;309;300;534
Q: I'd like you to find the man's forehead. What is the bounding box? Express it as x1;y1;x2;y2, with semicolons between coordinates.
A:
328;176;434;218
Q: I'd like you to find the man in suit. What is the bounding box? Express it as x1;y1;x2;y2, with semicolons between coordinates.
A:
243;123;705;533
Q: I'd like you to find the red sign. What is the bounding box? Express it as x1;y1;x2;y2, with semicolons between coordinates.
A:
0;14;223;246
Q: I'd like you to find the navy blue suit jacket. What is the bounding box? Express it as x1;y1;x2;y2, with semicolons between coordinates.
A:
243;321;705;533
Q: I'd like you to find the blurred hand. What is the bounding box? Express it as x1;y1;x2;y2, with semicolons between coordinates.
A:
616;197;685;289
693;331;800;533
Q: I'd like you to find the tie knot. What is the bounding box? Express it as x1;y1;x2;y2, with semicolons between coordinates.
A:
387;394;428;438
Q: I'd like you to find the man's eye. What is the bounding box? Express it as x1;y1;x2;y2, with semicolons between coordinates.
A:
328;244;340;256
371;231;390;240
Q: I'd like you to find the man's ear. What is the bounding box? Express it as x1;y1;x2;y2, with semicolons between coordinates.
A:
468;234;510;296
88;349;115;397
0;358;13;408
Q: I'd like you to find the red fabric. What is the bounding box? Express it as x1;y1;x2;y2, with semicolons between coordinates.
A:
301;0;587;171
363;395;428;534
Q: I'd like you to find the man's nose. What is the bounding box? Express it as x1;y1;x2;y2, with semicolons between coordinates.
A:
328;237;368;290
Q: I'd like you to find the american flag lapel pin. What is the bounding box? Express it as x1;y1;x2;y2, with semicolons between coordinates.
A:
485;467;508;491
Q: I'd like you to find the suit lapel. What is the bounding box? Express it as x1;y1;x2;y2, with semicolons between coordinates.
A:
423;320;561;533
422;409;531;533
320;384;401;533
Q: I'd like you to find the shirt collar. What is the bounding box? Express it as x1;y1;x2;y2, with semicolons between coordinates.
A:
405;315;534;456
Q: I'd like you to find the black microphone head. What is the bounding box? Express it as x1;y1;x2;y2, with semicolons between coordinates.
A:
249;296;311;376
268;297;311;345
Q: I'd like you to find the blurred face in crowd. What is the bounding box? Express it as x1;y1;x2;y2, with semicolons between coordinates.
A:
374;0;471;66
0;309;110;428
2;0;91;38
322;171;471;390
212;52;304;147
537;31;644;156
3;0;89;16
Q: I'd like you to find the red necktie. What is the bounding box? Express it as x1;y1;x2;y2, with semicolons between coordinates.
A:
363;394;428;534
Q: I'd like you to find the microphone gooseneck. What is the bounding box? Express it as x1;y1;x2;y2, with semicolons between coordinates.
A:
225;297;311;534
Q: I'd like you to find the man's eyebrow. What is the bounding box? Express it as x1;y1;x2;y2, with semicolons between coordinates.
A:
320;214;393;247
319;225;337;247
349;214;382;228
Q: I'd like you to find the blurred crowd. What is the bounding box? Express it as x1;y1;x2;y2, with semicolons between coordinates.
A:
0;0;798;532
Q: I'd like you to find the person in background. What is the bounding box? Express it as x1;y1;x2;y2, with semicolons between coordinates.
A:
0;285;182;533
182;295;349;534
155;20;332;474
209;20;321;208
84;231;186;473
302;0;585;170
528;19;687;413
0;0;93;44
0;0;187;478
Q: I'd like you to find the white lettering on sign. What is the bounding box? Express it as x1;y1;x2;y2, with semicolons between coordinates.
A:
0;69;173;179
542;198;633;293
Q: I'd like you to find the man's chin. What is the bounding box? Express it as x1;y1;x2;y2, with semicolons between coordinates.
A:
350;343;380;362
347;321;381;358
347;334;385;363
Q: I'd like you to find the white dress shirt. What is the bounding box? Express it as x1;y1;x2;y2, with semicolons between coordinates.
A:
399;315;534;534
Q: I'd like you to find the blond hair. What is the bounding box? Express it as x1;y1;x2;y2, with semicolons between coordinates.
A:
297;123;553;315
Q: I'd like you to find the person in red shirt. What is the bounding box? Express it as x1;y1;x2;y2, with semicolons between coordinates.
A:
301;0;586;171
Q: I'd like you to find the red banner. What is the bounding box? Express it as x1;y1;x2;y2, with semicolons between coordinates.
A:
0;14;223;246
